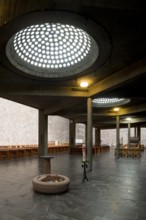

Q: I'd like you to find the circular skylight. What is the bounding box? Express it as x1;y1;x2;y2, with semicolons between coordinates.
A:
92;98;130;107
6;23;98;78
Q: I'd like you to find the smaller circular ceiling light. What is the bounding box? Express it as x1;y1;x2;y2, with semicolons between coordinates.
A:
80;81;89;88
125;117;132;121
113;107;120;112
92;98;130;107
6;23;98;79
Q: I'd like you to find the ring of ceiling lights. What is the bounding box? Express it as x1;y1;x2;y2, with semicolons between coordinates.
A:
1;11;111;79
92;98;130;107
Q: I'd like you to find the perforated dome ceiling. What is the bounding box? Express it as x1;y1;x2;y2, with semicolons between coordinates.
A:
4;11;111;79
92;98;130;107
6;23;98;78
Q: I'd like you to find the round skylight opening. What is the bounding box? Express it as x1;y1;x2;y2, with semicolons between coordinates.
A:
92;98;130;107
6;23;99;78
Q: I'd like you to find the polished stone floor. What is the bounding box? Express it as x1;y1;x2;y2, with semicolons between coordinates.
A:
1;149;146;220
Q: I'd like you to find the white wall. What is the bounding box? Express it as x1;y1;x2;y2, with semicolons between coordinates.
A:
48;116;69;143
0;98;38;145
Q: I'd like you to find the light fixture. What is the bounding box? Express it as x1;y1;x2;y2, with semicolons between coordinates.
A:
113;107;120;112
80;81;89;88
126;117;132;121
92;98;130;107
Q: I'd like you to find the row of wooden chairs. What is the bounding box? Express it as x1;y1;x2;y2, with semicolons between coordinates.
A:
0;146;69;161
0;144;38;149
115;147;142;158
0;147;38;160
48;146;69;153
70;146;110;154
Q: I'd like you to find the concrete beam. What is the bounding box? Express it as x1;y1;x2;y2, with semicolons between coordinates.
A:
0;58;145;99
44;99;83;115
58;103;146;118
119;103;146;115
88;58;146;97
0;84;88;97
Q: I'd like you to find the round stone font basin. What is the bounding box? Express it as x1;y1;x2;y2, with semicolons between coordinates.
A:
32;174;70;193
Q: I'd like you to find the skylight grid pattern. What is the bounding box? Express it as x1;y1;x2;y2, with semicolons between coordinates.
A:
6;21;99;78
92;98;130;107
93;98;124;104
13;23;91;69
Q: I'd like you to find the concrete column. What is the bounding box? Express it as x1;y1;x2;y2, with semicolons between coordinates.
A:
116;115;120;158
69;120;76;152
84;123;87;146
134;127;137;137
137;126;141;142
87;97;93;171
95;127;101;146
38;110;48;156
128;123;131;148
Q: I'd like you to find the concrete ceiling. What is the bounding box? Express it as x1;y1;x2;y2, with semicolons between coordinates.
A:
0;0;146;128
